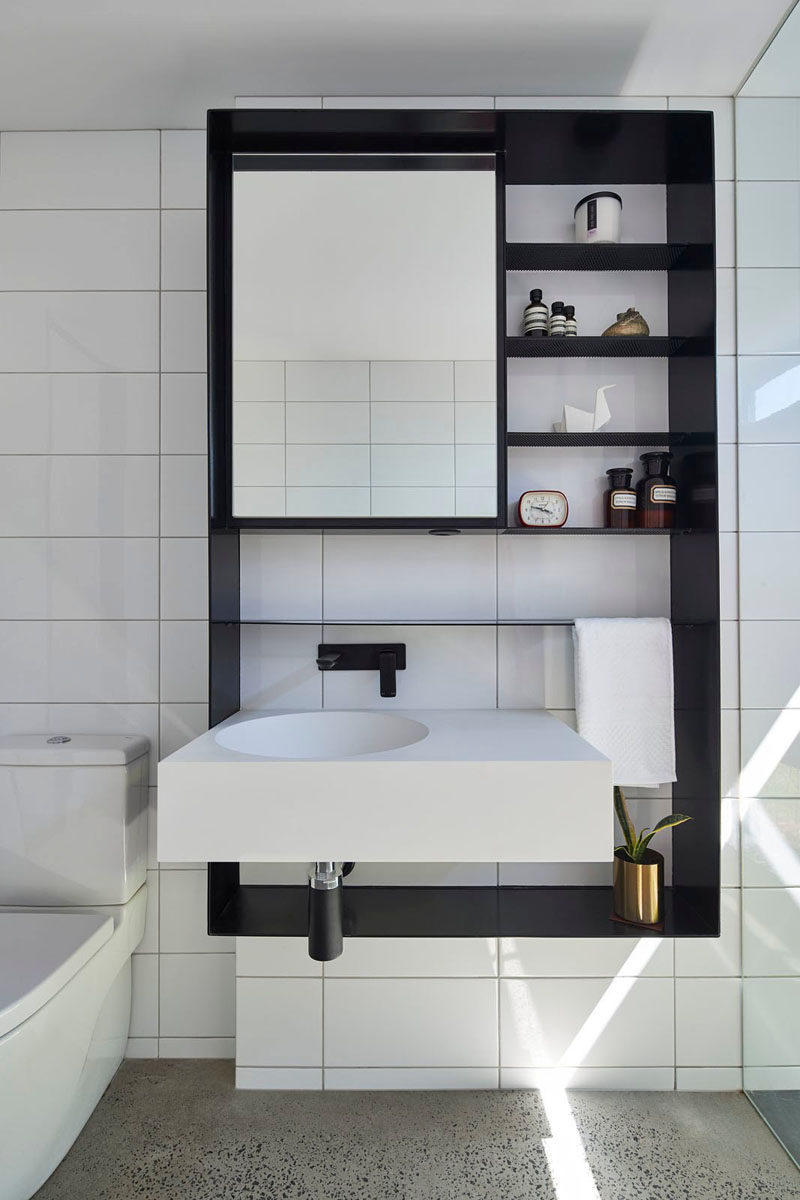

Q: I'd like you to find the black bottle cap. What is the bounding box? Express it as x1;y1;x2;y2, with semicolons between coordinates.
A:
551;301;564;313
529;289;543;303
607;467;633;487
563;305;575;318
640;451;673;464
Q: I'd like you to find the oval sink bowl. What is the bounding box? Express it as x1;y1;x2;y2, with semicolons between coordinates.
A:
214;711;429;760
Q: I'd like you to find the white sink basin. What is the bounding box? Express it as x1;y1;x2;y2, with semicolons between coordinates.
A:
158;709;612;864
214;711;429;760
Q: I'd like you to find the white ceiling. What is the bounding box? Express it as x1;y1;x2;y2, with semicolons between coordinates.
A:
0;0;794;129
740;0;800;94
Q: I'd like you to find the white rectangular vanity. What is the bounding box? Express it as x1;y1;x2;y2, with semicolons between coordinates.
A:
158;708;612;863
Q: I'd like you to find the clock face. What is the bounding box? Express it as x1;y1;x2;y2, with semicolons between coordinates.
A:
518;490;568;528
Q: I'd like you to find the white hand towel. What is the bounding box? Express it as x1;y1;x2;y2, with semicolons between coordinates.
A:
572;617;676;788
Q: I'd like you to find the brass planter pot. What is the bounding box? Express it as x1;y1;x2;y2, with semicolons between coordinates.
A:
613;848;664;926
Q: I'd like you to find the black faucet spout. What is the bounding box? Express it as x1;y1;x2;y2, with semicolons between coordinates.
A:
379;650;398;698
316;652;341;670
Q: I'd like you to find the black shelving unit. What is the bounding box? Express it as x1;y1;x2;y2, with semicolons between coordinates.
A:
502;527;684;535
206;107;721;943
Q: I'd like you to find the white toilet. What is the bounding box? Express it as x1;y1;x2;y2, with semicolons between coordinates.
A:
0;734;150;1200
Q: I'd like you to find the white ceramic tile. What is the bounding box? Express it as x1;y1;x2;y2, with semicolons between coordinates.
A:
161;291;206;373
160;869;233;953
717;443;738;533
741;622;800;710
159;621;208;703
505;184;667;245
285;361;369;405
161;374;207;455
675;978;741;1067
233;443;285;487
129;954;159;1038
0;211;158;291
714;183;735;269
737;183;800;269
739;445;800;532
0;538;157;620
719;532;739;621
235;96;322;109
370;402;453;445
507;358;668;433
125;1038;158;1059
0;702;158;783
668;98;734;180
0;292;159;372
456;444;496;488
454;361;495;404
716;269;736;357
676;1067;742;1091
346;863;496;887
234;401;284;445
286;487;370;517
286;444;370;487
161;130;206;209
716;356;737;444
325;938;498;977
240;624;322;710
497;625;575;710
741;708;800;800
236;978;322;1066
147;787;158;867
455;487;497;517
234;487;287;517
500;978;674;1068
721;801;742;890
324;979;498;1067
322;96;494;110
743;888;800;976
743;1065;800;1089
236;1068;322;1089
160;539;207;620
370;361;453;405
321;624;496;710
138;872;159;953
720;621;740;710
234;361;285;405
371;445;454;488
0;373;159;455
499;937;673;979
743;978;800;1065
736;100;800;181
0;131;160;208
161;209;206;290
159;703;208;760
160;456;208;537
160;1038;235;1058
369;488;455;518
740;534;800;619
17;456;158;538
498;535;670;620
455;402;496;445
325;1068;498;1089
322;532;496;622
240;532;321;621
501;1067;675;1090
236;937;321;977
0;621;158;703
286;401;370;444
159;954;235;1037
675;889;741;977
498;97;666;111
239;864;307;885
738;355;800;442
738;269;800;356
742;798;800;887
499;861;610;887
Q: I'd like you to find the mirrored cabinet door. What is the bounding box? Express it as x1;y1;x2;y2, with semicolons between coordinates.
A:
231;157;500;523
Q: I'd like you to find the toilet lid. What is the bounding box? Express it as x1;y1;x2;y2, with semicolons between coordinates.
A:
0;912;113;1037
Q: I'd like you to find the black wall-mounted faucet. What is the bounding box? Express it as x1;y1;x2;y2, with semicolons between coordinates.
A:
316;643;406;698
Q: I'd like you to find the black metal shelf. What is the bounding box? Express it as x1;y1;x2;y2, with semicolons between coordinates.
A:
505;242;713;272
507;335;708;358
507;431;715;448
503;526;694;535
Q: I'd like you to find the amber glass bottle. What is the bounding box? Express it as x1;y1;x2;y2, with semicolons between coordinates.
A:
604;467;636;528
637;452;677;529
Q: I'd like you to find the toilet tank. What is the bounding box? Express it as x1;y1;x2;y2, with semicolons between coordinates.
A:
0;734;150;906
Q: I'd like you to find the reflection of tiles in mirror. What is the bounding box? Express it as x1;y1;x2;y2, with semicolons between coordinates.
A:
231;358;497;519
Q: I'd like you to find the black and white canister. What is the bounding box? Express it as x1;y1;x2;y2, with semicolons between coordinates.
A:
574;191;622;244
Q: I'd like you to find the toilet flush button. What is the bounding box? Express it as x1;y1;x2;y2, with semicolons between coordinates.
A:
46;736;71;744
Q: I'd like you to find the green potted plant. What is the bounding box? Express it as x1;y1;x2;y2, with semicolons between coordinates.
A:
613;787;692;925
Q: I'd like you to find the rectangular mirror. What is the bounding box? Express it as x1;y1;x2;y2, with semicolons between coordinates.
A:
231;155;499;523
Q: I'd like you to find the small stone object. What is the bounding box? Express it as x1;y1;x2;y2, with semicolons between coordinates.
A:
602;307;650;337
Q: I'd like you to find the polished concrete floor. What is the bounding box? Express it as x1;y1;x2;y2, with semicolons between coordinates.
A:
35;1061;800;1200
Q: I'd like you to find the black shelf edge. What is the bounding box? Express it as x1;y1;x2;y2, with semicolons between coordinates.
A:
502;526;694;535
506;336;711;358
208;883;718;939
505;242;713;272
507;431;715;448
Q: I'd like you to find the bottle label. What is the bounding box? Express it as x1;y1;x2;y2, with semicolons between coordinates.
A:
611;492;636;509
587;198;597;232
650;484;676;504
